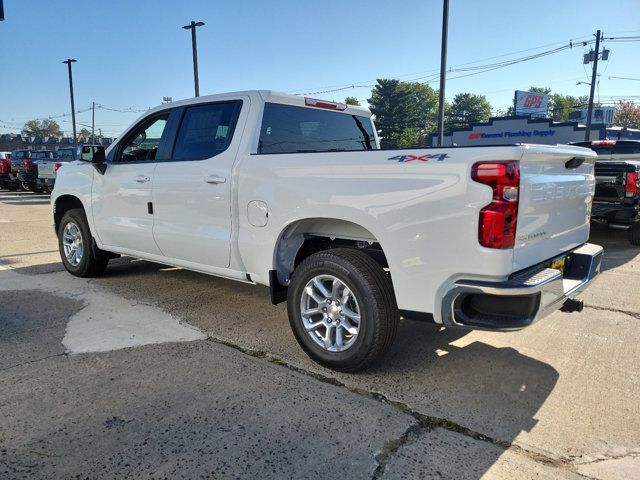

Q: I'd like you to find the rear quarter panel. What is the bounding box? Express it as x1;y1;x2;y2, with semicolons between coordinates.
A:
236;146;525;319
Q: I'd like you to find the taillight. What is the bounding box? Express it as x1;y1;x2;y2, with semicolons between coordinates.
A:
0;160;9;174
53;162;63;173
304;97;348;111
626;171;638;198
24;159;32;172
471;161;520;249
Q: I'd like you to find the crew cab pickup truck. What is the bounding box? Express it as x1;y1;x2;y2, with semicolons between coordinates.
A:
51;90;603;371
571;140;640;245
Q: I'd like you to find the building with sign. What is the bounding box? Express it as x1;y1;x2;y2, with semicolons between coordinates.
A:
430;115;640;147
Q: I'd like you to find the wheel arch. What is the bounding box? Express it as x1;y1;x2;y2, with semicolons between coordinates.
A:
53;194;87;233
269;217;389;304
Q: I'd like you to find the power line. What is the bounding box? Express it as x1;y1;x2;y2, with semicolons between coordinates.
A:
292;33;597;94
608;76;640;81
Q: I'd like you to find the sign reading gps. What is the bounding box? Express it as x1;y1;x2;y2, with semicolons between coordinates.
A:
514;90;549;118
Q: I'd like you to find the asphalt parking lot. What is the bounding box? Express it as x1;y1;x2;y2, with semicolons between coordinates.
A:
1;190;638;479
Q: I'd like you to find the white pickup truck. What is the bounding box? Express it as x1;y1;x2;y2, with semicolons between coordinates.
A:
51;90;603;371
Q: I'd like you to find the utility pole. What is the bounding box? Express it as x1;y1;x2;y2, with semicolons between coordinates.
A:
62;59;78;148
91;101;95;144
436;0;449;147
182;21;205;97
584;30;601;141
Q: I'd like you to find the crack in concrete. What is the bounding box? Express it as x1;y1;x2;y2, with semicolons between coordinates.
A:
0;352;67;372
202;335;575;476
371;423;425;479
571;451;640;466
584;304;640;320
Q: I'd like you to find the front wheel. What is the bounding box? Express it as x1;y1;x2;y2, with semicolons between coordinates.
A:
58;208;110;277
287;248;399;372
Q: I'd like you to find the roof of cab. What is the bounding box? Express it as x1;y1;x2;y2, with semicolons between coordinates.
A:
146;90;372;117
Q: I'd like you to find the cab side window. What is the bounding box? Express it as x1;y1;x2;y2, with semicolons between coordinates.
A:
172;101;241;161
118;114;169;162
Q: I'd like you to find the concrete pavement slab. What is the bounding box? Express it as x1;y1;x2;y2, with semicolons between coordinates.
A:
0;340;415;479
381;428;583;480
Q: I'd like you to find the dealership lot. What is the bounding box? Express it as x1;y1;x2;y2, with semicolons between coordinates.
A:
0;190;639;479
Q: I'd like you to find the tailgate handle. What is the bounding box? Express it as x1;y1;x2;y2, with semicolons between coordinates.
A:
565;157;585;169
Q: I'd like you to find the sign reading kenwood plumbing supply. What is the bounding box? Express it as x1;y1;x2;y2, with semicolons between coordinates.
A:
468;129;556;140
514;90;549;117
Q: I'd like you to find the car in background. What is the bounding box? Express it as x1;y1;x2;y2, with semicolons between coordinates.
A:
8;149;33;191
0;152;17;190
38;147;76;193
571;140;640;245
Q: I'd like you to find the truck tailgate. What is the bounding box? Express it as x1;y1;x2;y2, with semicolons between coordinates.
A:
38;160;56;179
513;144;596;271
594;161;631;202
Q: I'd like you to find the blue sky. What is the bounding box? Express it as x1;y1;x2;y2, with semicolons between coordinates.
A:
0;0;638;137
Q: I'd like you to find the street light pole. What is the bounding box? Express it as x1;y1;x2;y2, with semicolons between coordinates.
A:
584;30;601;141
182;21;205;97
436;0;449;147
62;59;78;148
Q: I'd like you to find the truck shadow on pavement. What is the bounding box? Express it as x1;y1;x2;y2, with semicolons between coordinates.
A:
589;222;640;271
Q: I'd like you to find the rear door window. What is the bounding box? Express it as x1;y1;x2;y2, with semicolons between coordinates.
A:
258;103;375;154
172;101;241;161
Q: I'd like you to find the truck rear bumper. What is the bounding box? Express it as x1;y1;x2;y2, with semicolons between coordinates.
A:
441;243;603;330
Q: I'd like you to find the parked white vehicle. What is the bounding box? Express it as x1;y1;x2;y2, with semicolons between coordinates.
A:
51;90;603;371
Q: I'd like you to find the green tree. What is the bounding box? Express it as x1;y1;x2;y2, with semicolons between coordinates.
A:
368;79;438;148
614;100;640;128
549;94;588;122
446;93;492;130
397;127;423;148
79;128;92;139
344;96;360;106
528;86;552;94
22;119;63;138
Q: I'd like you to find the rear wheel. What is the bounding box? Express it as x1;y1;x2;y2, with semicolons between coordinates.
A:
287;248;398;372
58;208;110;277
628;222;640;246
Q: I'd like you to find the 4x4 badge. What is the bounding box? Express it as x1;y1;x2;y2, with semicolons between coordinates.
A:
387;153;449;162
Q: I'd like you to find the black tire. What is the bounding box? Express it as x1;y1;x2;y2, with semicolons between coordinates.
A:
287;248;399;372
58;208;110;277
628;223;640;246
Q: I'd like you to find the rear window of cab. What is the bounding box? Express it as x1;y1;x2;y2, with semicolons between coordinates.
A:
258;103;376;154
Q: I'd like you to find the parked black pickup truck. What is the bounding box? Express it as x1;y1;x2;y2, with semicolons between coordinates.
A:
10;149;53;193
571;140;640;245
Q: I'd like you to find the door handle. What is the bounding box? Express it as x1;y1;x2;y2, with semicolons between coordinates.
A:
135;175;151;183
205;175;226;184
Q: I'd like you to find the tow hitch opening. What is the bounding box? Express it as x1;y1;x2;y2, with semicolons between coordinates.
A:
560;298;584;313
